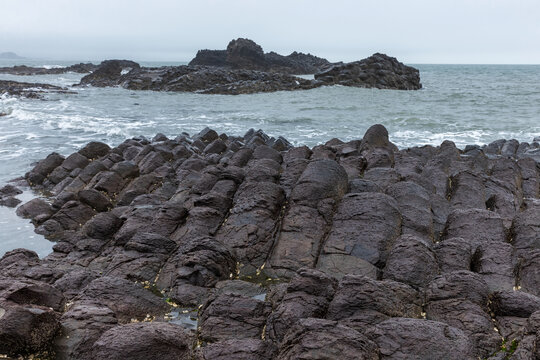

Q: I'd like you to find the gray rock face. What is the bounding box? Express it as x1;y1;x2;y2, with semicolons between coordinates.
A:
2;124;540;359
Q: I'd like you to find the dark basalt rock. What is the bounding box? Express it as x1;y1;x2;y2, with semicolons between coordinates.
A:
189;38;333;74
0;184;22;208
2;124;540;359
76;40;420;94
79;59;140;87
0;79;76;99
80;63;318;95
199;293;271;342
0;63;97;75
315;53;422;90
195;338;277;360
366;318;476;360
0;304;60;357
91;322;194;360
276;318;379;360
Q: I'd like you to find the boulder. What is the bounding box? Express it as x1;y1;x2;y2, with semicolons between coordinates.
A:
326;275;421;329
195;339;276;360
315;53;422;90
0;304;60;357
77;276;170;322
276;318;379;360
199;294;271;342
91;322;194;360
366;318;476;360
382;234;439;289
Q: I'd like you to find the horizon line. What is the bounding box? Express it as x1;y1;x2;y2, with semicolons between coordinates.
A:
2;55;540;66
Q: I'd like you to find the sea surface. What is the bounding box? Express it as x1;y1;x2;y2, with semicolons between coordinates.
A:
1;59;540;257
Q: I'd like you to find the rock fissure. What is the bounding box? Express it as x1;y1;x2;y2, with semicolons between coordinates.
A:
1;124;539;359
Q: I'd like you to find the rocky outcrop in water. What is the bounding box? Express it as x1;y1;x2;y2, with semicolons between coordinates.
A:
189;38;334;74
315;53;422;90
2;39;421;94
0;63;97;76
0;79;76;99
79;61;317;94
3;124;538;359
78;53;421;95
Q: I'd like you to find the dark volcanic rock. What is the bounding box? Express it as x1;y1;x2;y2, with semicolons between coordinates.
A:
79;59;140;87
317;192;401;277
226;38;266;70
265;268;337;342
326;275;422;329
0;63;97;75
199;293;271;342
315;53;422;90
54;302;118;359
76;276;170;322
382;234;439;289
77;40;419;94
276;318;379;360
5;124;540;359
189;38;333;74
0;79;75;99
80;63;317;95
0;304;60;357
366;318;476;360
91;322;194;360
195;339;276;360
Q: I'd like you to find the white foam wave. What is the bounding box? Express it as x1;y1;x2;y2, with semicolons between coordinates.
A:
42;65;66;69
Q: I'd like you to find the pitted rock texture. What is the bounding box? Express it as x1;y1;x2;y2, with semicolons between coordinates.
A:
1;124;540;359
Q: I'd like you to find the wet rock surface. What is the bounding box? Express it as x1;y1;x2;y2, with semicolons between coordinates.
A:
0;79;76;99
0;63;97;76
1;124;540;358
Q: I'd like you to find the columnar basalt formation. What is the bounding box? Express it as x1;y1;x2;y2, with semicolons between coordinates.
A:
1;124;540;359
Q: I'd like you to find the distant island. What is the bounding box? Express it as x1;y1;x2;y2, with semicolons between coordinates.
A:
0;39;422;95
0;52;25;59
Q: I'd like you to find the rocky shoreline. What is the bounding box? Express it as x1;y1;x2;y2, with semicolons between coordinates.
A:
0;63;97;76
0;79;76;99
0;124;539;359
0;39;422;95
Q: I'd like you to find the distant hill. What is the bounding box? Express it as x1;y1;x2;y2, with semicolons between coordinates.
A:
0;52;25;59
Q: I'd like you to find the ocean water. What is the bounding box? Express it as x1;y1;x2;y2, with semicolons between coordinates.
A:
1;60;540;257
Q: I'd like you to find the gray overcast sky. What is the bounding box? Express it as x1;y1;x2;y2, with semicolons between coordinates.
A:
1;0;540;64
